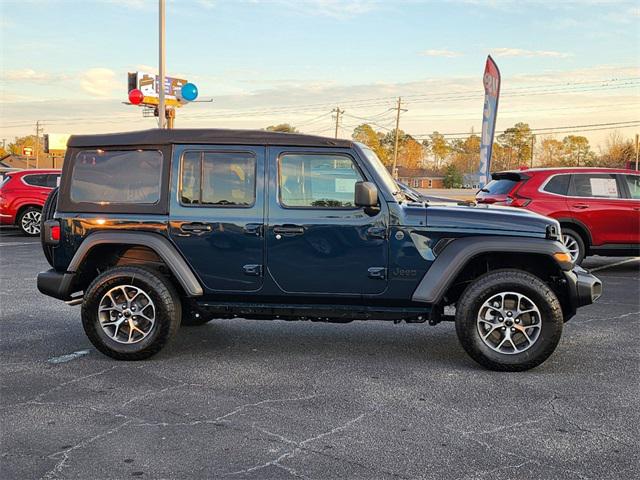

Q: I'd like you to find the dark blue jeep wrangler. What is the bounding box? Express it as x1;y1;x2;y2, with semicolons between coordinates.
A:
37;129;601;371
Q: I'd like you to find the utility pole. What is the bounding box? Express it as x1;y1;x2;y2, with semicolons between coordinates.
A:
332;107;344;139
635;133;639;171
158;0;167;129
392;97;407;179
530;134;535;168
35;121;43;169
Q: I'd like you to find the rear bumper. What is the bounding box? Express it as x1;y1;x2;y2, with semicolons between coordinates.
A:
37;269;75;301
564;266;602;311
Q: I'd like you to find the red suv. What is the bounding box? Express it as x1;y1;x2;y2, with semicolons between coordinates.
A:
0;169;61;236
476;167;640;264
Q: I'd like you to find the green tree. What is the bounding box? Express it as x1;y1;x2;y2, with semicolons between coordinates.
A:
562;135;593;166
265;123;297;133
538;137;564;167
443;164;463;188
428;132;450;170
352;124;389;165
497;122;533;168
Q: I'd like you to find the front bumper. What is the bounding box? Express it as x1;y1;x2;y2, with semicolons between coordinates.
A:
564;266;602;312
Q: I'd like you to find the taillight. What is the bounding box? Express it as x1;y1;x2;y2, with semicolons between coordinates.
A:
506;194;531;207
50;225;60;241
43;220;60;244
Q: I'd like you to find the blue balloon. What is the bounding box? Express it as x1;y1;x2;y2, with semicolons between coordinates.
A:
180;83;198;102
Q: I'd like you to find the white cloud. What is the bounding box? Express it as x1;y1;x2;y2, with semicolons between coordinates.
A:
492;48;572;58
3;69;53;82
278;0;378;19
79;68;119;97
419;49;464;58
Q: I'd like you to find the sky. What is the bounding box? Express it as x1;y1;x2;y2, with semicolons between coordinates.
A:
1;0;639;149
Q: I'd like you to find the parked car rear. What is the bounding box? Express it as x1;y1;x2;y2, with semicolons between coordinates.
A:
0;169;61;236
476;167;640;264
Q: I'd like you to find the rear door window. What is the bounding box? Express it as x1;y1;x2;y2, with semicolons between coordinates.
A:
70;150;162;204
624;174;640;199
571;174;621;198
180;151;256;207
45;175;60;188
542;174;570;195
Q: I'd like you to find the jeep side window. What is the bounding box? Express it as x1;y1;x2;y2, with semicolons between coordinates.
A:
70;150;162;204
279;153;363;208
180;151;256;207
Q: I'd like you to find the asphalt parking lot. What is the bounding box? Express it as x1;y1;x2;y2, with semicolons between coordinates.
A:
1;226;639;480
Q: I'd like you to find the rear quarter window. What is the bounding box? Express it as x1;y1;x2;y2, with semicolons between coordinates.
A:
542;174;570;195
23;174;49;187
69;150;162;204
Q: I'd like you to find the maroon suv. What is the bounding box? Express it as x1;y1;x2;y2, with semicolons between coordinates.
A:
476;167;640;264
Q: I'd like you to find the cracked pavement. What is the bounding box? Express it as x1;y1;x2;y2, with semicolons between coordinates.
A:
1;228;639;479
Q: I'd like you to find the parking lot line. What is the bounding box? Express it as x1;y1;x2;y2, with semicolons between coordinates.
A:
0;242;40;247
590;257;640;272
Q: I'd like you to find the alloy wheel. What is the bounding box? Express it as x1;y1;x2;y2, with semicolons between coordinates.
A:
98;285;156;344
21;210;41;235
476;291;542;354
562;234;580;263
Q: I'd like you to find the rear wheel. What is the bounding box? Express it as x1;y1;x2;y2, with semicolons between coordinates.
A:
455;269;563;372
41;188;59;267
18;207;42;236
561;228;585;265
82;266;181;360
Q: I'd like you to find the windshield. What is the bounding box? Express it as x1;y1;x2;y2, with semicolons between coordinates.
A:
356;144;402;200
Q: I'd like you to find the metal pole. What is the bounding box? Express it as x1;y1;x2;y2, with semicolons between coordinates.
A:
635;133;639;171
158;0;166;129
35;121;40;169
392;97;401;179
530;134;535;168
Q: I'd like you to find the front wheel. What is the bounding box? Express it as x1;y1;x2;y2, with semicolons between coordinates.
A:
455;269;563;372
81;266;181;360
561;228;585;265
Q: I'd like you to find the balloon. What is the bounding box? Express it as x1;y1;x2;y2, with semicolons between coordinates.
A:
128;89;144;105
180;83;198;102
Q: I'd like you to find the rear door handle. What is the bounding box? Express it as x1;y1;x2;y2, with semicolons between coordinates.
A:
273;225;305;236
243;223;263;236
366;227;387;239
572;204;589;209
180;222;212;233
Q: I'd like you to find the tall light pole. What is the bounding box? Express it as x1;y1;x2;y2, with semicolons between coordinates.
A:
158;0;167;129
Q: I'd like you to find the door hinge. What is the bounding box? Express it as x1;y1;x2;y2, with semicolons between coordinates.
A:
243;264;263;276
367;267;387;279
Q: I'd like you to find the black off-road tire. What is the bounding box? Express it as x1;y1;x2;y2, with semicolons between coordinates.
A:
41;187;59;267
18;206;42;236
82;266;182;360
561;227;586;265
455;269;563;372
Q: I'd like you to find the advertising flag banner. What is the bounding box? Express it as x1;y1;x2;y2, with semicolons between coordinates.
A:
479;55;501;188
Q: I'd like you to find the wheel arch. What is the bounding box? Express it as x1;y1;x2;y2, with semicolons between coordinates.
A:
68;232;203;297
556;218;592;250
412;236;573;317
15;203;42;224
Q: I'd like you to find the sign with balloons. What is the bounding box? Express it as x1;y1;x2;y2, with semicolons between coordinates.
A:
126;72;198;107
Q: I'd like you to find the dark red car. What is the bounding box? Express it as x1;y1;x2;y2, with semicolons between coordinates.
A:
0;169;61;236
476;167;640;264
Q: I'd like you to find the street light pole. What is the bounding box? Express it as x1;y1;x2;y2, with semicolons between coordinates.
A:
158;0;167;129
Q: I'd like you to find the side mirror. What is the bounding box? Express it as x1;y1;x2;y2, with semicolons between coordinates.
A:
355;181;378;207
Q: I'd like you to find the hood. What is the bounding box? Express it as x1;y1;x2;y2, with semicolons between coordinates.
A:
426;204;557;237
395;202;558;238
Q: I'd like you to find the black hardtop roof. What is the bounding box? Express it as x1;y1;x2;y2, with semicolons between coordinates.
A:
67;128;353;149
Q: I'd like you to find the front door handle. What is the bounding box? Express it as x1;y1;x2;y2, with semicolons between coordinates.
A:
572;204;589;209
367;227;387;239
180;222;212;233
273;225;305;236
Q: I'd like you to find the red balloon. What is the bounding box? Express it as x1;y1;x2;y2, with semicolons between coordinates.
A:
128;89;144;105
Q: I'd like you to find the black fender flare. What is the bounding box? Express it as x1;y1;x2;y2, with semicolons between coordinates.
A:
67;231;203;296
411;236;571;304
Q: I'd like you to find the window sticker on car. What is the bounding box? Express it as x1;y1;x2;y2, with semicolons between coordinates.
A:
590;178;618;197
335;177;357;193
